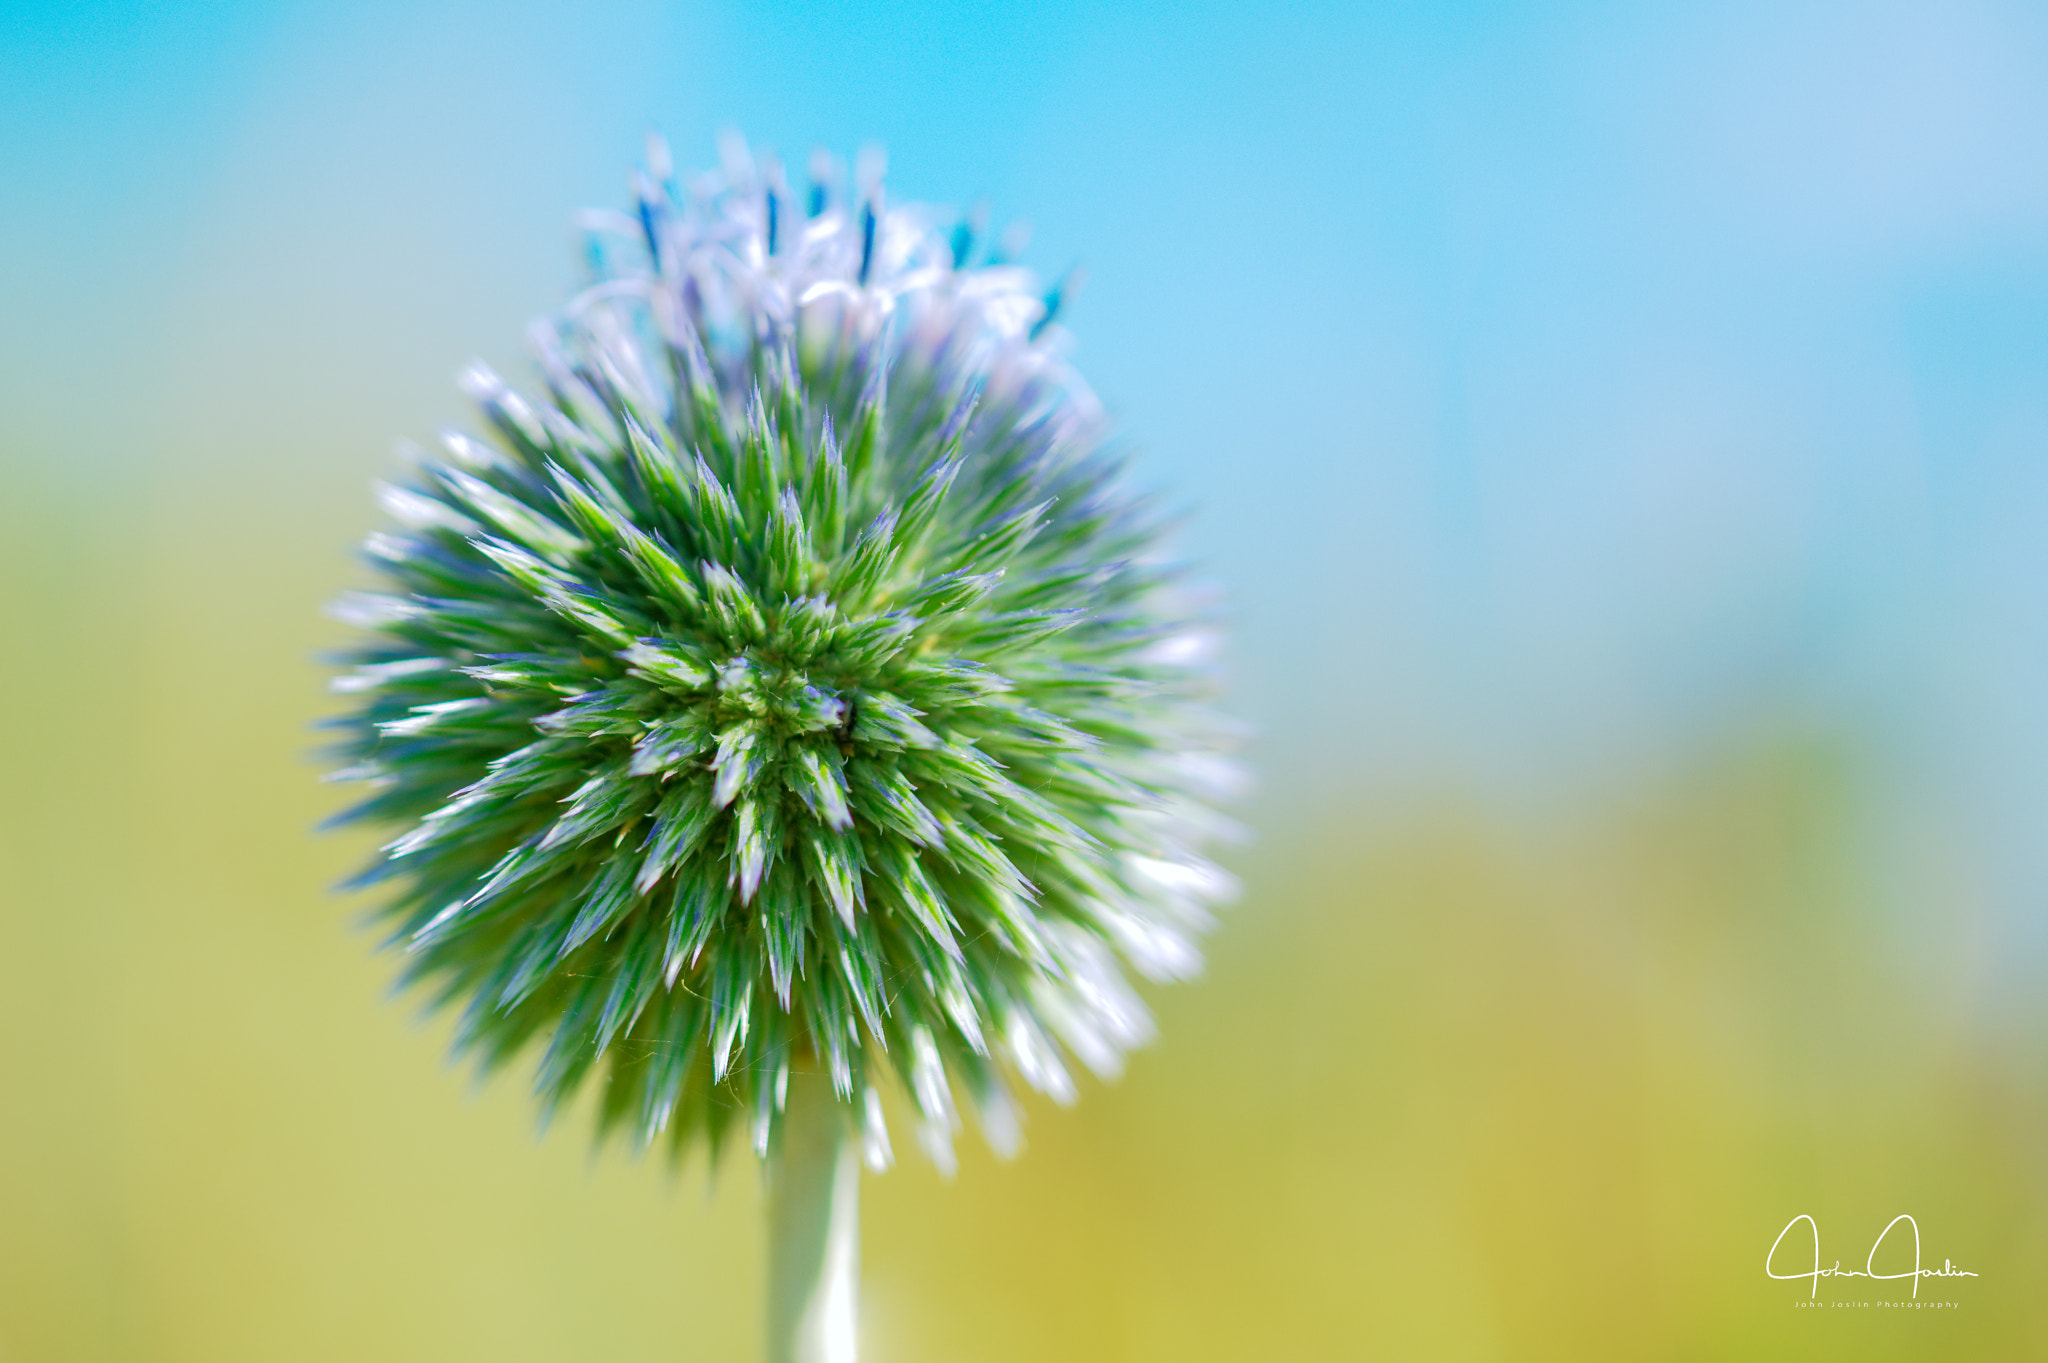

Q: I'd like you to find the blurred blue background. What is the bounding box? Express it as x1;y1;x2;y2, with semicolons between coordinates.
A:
5;1;2047;1358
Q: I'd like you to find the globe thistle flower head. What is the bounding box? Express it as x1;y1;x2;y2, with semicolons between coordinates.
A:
328;135;1239;1173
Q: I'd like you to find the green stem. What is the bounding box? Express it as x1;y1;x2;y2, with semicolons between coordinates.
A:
766;1066;860;1363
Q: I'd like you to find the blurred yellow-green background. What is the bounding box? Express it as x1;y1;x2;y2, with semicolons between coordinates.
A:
6;1;2048;1358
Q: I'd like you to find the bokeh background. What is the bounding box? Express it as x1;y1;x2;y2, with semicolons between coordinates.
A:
5;0;2048;1358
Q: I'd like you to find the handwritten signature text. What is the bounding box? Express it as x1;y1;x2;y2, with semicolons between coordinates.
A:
1766;1215;1978;1300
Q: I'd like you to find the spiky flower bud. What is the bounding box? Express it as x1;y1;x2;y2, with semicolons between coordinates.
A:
327;136;1237;1172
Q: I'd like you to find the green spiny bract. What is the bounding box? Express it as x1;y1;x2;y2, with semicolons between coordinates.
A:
326;137;1237;1172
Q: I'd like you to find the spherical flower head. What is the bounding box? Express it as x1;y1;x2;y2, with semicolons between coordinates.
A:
327;135;1239;1171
